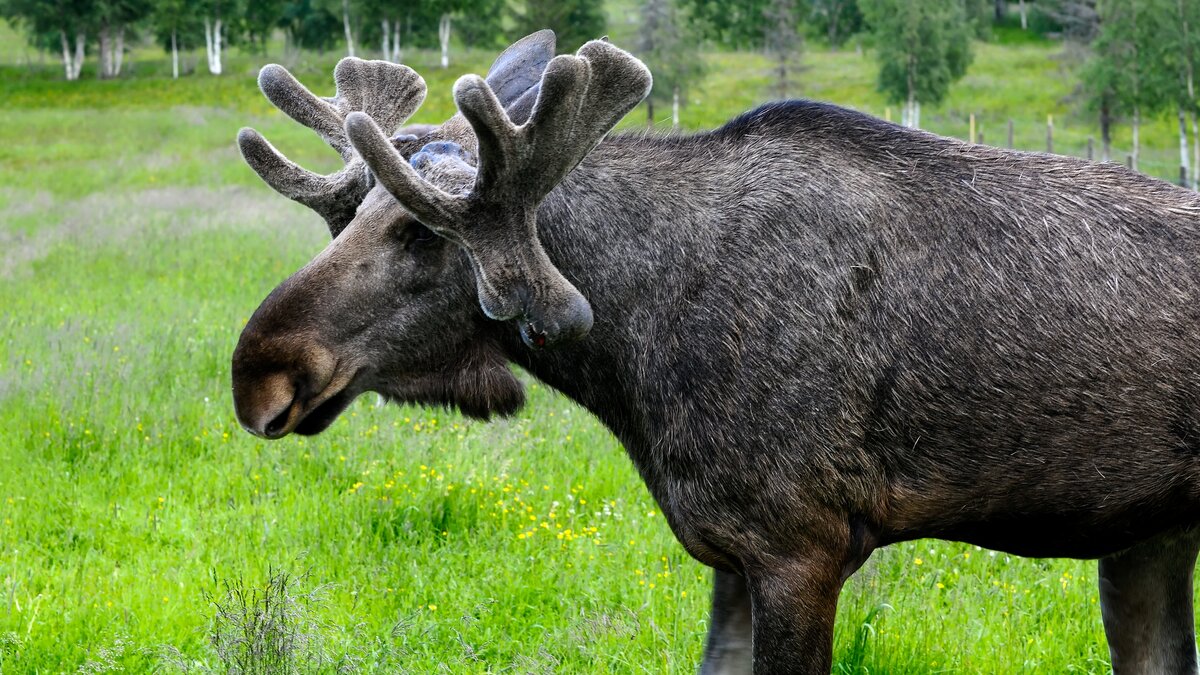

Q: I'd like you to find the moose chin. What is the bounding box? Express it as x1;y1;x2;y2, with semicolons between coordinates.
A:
231;30;1200;675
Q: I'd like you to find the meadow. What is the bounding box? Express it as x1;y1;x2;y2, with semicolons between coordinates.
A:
0;18;1192;673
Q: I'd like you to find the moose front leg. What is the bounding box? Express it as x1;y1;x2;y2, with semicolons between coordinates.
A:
744;556;845;675
700;569;753;675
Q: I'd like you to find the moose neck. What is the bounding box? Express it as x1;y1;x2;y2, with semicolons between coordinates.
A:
501;132;725;459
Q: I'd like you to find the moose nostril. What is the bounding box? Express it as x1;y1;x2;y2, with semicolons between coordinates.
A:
264;407;292;437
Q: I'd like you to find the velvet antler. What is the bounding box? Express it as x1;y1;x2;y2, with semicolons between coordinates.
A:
346;39;652;348
237;58;426;237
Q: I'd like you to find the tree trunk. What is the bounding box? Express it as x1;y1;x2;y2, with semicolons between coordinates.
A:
73;32;84;79
342;0;355;57
113;26;125;76
1132;106;1141;172
381;19;390;60
98;22;111;78
1100;99;1112;162
914;100;921;129
60;30;79;81
1192;110;1198;190
392;18;401;62
994;0;1006;21
439;14;451;68
172;29;179;79
646;98;654;127
1181;109;1191;186
1019;0;1027;29
205;17;224;75
672;86;680;129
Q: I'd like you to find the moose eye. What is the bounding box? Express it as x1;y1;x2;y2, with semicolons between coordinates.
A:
410;223;438;244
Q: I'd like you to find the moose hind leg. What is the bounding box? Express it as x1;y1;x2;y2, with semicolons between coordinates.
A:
699;569;753;675
1099;528;1200;675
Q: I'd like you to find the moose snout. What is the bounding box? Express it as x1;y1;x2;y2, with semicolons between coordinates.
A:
231;332;339;440
234;371;297;439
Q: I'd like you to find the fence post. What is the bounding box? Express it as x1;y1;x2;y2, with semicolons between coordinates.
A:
978;129;985;146
969;114;976;144
884;107;891;123
1182;166;1189;187
1046;114;1054;154
1007;119;1014;149
1087;136;1094;161
1126;154;1134;170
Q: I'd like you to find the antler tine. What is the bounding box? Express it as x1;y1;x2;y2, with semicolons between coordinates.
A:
238;58;427;236
454;40;652;206
344;112;467;234
258;64;351;160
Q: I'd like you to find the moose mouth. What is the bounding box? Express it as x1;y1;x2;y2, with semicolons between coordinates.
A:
293;386;357;435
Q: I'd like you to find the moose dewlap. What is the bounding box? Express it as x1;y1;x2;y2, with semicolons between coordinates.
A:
230;30;1200;675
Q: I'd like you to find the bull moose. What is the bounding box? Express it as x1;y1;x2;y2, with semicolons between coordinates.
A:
231;30;1200;674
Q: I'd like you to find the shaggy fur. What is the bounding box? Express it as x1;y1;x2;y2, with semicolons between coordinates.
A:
232;34;1200;675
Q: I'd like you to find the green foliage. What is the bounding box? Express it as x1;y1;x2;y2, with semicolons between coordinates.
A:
861;0;973;106
680;0;774;49
808;0;864;48
512;0;607;53
1083;0;1179;122
636;0;706;123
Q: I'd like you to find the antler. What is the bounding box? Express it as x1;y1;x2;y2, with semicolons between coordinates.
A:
237;58;426;237
346;39;652;348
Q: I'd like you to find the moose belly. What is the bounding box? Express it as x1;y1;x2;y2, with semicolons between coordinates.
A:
881;463;1200;559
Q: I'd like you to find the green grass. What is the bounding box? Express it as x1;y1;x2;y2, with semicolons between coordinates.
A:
0;27;1194;673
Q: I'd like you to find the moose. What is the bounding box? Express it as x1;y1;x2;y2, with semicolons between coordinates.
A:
231;30;1200;674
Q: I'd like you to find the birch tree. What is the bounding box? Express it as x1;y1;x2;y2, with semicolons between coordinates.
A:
513;0;607;52
153;0;201;78
201;0;237;75
861;0;973;128
637;0;706;127
763;0;803;98
95;0;150;78
1;0;94;80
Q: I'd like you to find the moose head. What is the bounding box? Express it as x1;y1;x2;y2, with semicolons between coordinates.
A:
231;32;652;439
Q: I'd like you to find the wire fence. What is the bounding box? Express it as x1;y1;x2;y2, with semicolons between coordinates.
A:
883;111;1198;190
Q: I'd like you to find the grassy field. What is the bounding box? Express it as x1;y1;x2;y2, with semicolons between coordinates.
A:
0;21;1194;673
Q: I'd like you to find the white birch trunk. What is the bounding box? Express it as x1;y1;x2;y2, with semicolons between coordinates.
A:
439;14;451;68
73;32;84;79
1192;111;1198;190
205;17;224;75
98;23;111;78
392;20;401;62
1181;109;1191;185
672;86;680;129
60;31;78;81
913;100;921;129
172;29;179;79
381;19;390;60
1019;0;1027;29
342;0;355;57
113;26;125;76
1132;106;1141;172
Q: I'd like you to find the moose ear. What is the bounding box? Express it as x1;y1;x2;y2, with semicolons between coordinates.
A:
485;29;556;108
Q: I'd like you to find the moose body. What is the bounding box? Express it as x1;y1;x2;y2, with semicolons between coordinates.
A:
232;33;1200;674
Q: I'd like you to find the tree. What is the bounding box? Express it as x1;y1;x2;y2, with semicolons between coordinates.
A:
763;0;803;98
243;0;285;53
1083;0;1173;169
94;0;151;78
200;0;239;75
637;0;706;127
2;0;95;80
808;0;863;49
513;0;607;53
279;0;341;53
680;0;771;48
152;0;202;77
861;0;973;128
